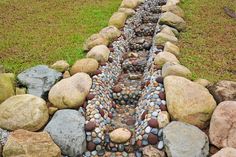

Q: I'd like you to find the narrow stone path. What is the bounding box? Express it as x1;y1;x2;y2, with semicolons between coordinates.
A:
84;0;167;156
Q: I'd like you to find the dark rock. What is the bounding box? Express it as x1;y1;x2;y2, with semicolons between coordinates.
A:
159;92;166;100
85;121;96;131
156;77;164;84
147;133;158;145
87;142;96;151
112;85;122;93
148;119;159;128
208;80;236;104
108;113;113;119
93;70;102;75
86;94;95;100
160;104;167;111
108;57;113;63
99;109;105;117
126;117;136;125
17;65;62;98
141;111;148;120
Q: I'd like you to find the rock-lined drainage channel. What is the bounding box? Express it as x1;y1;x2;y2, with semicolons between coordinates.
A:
84;0;167;156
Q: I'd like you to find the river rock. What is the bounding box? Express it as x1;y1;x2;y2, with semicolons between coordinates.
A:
3;129;61;157
0;73;15;104
0;94;49;131
159;11;186;31
44;109;86;156
120;0;139;9
162;62;192;78
163;121;209;157
86;45;110;63
164;41;180;56
83;33;109;51
118;8;135;17
143;145;166;157
70;58;99;75
161;5;184;18
154;32;178;46
209;101;236;148
49;73;92;109
212;147;236;157
100;26;121;42
17;65;62;98
164;76;217;128
194;78;211;87
51;60;69;72
110;128;131;144
154;51;179;66
109;12;127;29
208;80;236;104
157;111;170;128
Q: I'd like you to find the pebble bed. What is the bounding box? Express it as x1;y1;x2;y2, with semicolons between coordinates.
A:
84;0;167;156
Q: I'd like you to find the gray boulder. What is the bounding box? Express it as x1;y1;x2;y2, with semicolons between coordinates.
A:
44;109;86;157
17;65;62;98
163;121;209;157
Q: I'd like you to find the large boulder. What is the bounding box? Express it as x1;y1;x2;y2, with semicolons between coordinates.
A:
49;73;92;109
108;12;127;29
70;58;99;75
51;60;70;72
17;65;62;98
159;12;186;31
154;51;179;66
0;73;15;104
161;5;184;18
86;45;110;63
162;62;192;78
212;147;236;157
3;129;61;157
120;0;139;9
154;32;178;46
99;26;121;42
44;109;86;156
164;76;217;128
0;94;49;131
208;80;236;104
110;128;131;144
83;33;109;51
209;101;236;148
163;121;209;157
164;41;180;56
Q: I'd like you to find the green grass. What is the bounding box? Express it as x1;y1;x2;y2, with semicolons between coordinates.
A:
179;0;236;82
0;0;121;73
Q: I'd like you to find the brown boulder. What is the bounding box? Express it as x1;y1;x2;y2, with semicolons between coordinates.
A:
70;58;99;75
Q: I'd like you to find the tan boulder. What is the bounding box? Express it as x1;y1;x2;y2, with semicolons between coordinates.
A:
164;41;180;56
83;33;109;51
154;51;179;66
120;0;139;9
154;32;178;46
86;45;110;63
100;26;121;42
143;145;166;157
108;12;127;29
3;129;61;157
110;128;131;144
118;7;135;17
164;76;217;128
70;58;99;75
162;4;184;18
160;26;176;37
160;24;179;37
212;147;236;157
162;62;192;78
209;101;236;148
0;94;49;131
51;60;70;72
49;73;92;109
194;78;211;87
0;73;15;104
159;11;186;31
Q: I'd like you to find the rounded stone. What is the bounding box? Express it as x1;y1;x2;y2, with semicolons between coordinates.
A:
85;121;96;131
158;92;166;100
112;85;122;93
110;128;131;144
148;119;159;128
87;93;95;100
147;133;158;145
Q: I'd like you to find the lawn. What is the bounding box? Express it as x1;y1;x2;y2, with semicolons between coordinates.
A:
179;0;236;82
0;0;121;74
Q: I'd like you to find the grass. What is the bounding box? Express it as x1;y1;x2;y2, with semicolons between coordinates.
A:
179;0;236;82
0;0;121;74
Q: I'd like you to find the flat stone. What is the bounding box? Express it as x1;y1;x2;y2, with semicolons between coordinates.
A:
0;94;49;131
3;129;61;157
17;65;62;98
110;128;131;144
209;101;236;148
164;76;216;128
49;73;92;109
163;121;209;157
44;109;86;156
